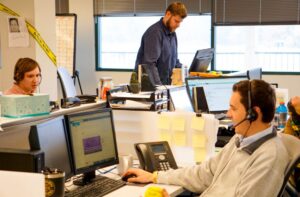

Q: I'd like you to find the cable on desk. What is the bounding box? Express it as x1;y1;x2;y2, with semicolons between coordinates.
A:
97;166;117;174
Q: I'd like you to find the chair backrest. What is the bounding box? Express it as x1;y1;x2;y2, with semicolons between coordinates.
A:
278;133;300;197
57;66;77;98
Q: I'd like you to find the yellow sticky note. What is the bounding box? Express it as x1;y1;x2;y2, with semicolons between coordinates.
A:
172;117;185;131
158;115;171;130
191;116;205;131
174;131;186;146
192;133;206;148
160;131;172;143
194;148;206;163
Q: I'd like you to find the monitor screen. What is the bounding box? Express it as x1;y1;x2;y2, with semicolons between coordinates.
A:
185;76;248;113
29;116;73;179
169;86;194;112
65;108;118;185
189;48;214;73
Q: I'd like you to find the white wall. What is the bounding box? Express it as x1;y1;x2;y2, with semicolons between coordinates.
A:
0;0;57;100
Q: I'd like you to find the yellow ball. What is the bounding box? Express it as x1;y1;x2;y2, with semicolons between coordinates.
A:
144;186;163;197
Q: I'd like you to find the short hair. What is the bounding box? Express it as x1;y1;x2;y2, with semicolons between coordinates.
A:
9;18;19;25
14;58;41;83
166;2;187;19
233;79;276;123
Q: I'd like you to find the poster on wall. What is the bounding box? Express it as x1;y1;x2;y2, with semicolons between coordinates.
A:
8;17;29;47
56;14;77;76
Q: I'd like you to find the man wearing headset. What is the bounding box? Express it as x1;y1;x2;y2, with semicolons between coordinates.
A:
123;80;289;196
4;58;42;95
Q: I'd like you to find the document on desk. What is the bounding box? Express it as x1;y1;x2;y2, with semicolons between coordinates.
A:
111;100;152;109
111;92;152;99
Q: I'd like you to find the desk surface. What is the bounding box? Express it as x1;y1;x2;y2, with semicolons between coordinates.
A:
106;183;184;197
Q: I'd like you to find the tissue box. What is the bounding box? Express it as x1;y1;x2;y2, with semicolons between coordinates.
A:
0;94;50;118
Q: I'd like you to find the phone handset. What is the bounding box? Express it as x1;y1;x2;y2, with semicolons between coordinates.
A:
135;143;154;172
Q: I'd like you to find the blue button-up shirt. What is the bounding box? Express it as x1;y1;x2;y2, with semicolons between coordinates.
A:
135;18;182;85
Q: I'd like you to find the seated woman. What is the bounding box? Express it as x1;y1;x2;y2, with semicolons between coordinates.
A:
284;96;300;192
4;58;42;95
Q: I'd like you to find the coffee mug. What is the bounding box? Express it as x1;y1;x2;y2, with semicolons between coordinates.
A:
43;168;65;197
117;155;133;175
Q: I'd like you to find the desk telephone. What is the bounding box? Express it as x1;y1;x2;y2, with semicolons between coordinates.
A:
134;141;177;172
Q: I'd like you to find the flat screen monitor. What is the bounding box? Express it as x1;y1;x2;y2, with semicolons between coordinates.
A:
65;108;119;185
29;116;73;179
189;48;214;73
247;67;262;80
169;86;194;112
225;67;262;80
185;76;248;113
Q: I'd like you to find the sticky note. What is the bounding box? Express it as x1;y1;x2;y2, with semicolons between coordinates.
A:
172;116;185;131
160;131;172;143
191;116;205;131
194;148;206;163
174;131;186;146
158;115;171;130
192;133;206;148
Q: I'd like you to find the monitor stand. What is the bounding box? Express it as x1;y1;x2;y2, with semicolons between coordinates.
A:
73;171;96;186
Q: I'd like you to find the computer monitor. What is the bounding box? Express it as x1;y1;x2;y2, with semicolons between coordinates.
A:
29;116;73;179
225;67;262;80
185;76;248;113
247;67;262;80
65;108;119;185
169;86;194;112
189;48;214;73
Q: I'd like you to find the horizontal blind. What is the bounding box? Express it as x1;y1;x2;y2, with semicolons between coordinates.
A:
94;0;212;16
213;0;300;25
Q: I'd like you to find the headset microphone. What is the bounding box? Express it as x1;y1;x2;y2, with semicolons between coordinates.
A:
231;118;248;129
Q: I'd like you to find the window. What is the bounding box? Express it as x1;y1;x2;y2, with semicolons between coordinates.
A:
215;25;300;73
96;15;211;70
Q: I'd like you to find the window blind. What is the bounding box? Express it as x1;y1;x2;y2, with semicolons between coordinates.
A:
94;0;211;16
213;0;300;25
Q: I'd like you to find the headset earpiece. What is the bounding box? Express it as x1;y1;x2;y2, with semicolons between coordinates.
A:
247;80;258;122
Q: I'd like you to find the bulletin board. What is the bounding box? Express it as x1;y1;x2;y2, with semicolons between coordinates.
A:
56;13;77;76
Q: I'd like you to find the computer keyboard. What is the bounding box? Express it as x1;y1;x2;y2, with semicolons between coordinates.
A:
65;176;126;197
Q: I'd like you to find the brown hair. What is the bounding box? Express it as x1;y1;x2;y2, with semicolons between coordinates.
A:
166;2;187;19
14;58;41;83
233;79;276;123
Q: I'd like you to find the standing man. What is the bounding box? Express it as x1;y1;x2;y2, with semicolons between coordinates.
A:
135;2;187;85
123;80;289;196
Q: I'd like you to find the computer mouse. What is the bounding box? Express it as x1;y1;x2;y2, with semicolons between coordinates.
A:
122;174;137;182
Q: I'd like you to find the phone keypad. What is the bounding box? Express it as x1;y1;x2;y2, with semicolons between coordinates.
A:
159;162;171;171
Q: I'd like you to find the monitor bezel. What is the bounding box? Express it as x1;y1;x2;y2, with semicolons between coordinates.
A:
185;76;248;113
29;116;74;179
65;108;119;176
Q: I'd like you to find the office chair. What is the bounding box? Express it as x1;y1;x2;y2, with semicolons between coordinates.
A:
57;66;97;106
57;66;77;98
278;133;300;197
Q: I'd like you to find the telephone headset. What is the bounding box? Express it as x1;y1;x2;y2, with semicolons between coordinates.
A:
246;80;258;122
234;80;258;147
